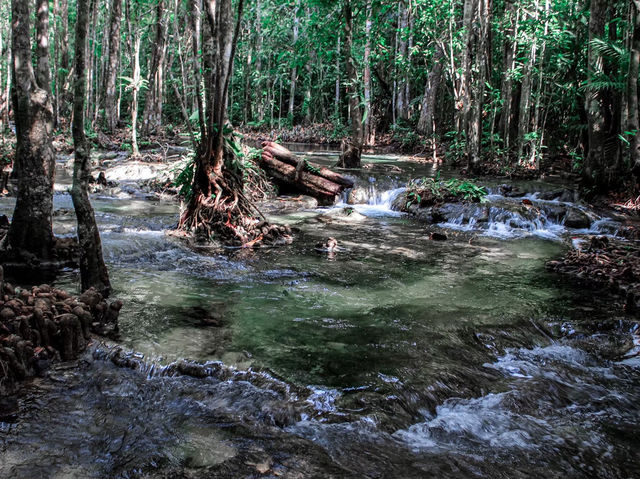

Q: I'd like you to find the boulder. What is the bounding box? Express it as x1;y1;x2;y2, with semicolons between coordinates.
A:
564;208;592;229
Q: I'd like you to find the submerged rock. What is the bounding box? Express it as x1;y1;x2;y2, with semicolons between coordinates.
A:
430;232;448;241
563;208;592;229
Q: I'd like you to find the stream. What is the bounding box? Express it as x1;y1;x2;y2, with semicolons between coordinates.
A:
1;146;639;478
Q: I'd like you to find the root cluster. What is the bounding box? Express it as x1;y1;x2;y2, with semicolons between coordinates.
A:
0;273;122;394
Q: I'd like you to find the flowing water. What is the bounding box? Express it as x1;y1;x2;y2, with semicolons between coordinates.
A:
1;148;639;478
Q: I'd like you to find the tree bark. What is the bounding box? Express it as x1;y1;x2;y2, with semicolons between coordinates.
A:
363;0;373;144
417;47;445;137
35;0;52;95
468;0;491;169
337;0;362;168
630;0;640;176
189;0;206;140
6;0;56;259
131;34;141;157
56;0;70;120
71;0;111;296
516;0;538;163
396;1;410;122
457;0;475;143
142;0;168;137
102;0;122;133
583;0;610;189
288;0;300;119
498;0;518;153
262;142;354;188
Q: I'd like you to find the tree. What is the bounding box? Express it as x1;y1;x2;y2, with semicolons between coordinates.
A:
178;0;272;246
102;0;123;133
337;0;363;168
630;0;640;176
4;0;56;260
583;0;618;190
141;0;168;137
71;0;111;295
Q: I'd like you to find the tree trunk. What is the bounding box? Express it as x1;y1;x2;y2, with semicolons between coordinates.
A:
468;0;491;169
630;0;640;176
102;0;122;133
396;2;410;122
255;0;264;123
498;0;518;153
417;48;445;137
142;0;168;137
57;0;70;120
262;142;355;188
363;0;373;144
457;0;475;145
6;0;56;259
288;0;300;119
0;26;9;131
71;0;111;296
337;1;362;169
583;0;609;189
131;35;141;157
334;33;341;119
189;0;206;140
36;0;52;95
516;0;538;163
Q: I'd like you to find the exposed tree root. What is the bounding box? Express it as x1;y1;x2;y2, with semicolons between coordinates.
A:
176;159;292;248
0;271;122;395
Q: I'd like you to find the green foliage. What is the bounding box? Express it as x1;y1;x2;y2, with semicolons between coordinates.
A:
390;120;423;151
172;155;195;201
405;176;487;208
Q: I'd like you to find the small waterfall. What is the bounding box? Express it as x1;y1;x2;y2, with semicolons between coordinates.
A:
338;176;406;217
406;191;621;241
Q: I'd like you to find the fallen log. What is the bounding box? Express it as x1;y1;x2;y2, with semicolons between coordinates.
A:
258;142;354;206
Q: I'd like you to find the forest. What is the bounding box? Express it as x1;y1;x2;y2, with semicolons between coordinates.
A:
1;0;640;478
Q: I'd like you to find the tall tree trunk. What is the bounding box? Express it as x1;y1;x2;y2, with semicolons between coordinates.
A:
6;0;56;259
468;0;491;169
102;0;122;133
396;1;410;122
516;0;539;163
189;0;206;140
57;0;70;121
255;0;264;123
498;0;519;153
334;33;341;119
142;0;168;137
179;0;271;247
337;0;362;168
71;0;111;296
417;47;445;137
0;25;9;131
36;0;52;94
457;0;475;145
131;35;141;157
363;0;373;144
630;0;640;176
288;0;300;119
583;0;610;189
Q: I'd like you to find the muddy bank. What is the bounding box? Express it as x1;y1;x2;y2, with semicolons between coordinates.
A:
0;271;121;398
